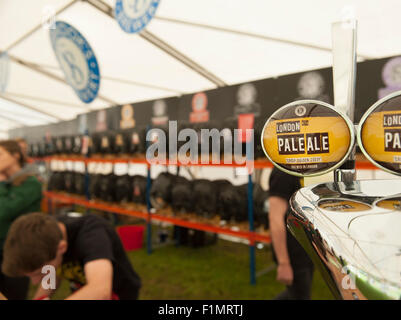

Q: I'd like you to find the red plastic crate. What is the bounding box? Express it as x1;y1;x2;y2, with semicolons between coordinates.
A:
116;225;145;251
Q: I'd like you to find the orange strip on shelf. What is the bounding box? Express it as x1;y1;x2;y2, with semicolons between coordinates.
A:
31;156;380;170
33;156;274;168
43;191;148;220
43;192;271;244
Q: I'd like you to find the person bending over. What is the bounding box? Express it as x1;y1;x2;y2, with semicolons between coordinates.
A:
0;140;42;299
2;212;141;300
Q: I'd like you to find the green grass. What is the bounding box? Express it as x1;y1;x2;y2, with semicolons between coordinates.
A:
46;238;333;300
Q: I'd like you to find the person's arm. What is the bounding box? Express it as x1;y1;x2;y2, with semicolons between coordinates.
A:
269;196;293;286
0;178;42;222
65;259;113;300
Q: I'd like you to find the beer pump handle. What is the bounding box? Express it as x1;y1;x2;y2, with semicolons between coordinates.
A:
332;19;357;184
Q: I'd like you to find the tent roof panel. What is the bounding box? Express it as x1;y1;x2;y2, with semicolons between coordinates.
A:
0;0;74;50
6;95;88;122
148;19;333;85
57;2;216;93
6;61;105;111
1;0;401;130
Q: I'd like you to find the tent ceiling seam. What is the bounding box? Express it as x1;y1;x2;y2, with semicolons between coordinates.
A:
154;16;372;60
3;0;79;52
84;0;227;87
2;92;93;110
9;54;117;106
139;30;227;87
0;112;27;125
0;94;63;121
29;64;184;94
0;105;57;122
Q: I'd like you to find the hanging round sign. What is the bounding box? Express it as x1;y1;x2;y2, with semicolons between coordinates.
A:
0;51;10;93
50;21;100;104
358;91;401;176
261;100;355;177
115;0;160;34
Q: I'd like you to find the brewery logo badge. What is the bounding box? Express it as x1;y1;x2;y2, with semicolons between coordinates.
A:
152;99;168;125
0;51;9;93
358;91;401;175
234;83;261;117
190;92;209;123
120;104;136;129
101;135;110;149
318;199;371;212
96;110;107;132
50;21;100;103
295;105;307;117
261;100;354;177
297;71;329;102
378;57;401;99
132;132;140;145
115;133;124;148
115;0;160;34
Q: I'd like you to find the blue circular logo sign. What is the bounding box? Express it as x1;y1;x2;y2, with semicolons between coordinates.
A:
0;52;10;93
50;21;100;103
115;0;160;33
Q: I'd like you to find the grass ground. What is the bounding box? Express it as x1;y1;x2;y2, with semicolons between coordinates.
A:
47;237;333;300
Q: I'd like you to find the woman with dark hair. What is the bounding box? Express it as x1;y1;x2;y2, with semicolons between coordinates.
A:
0;140;42;299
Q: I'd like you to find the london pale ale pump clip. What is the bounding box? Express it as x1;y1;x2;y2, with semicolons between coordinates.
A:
261;99;355;177
358;90;401;176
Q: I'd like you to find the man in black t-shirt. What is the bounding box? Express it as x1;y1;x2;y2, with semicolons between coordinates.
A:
1;212;141;300
268;167;314;300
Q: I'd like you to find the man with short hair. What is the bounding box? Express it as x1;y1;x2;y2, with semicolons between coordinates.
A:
2;212;141;300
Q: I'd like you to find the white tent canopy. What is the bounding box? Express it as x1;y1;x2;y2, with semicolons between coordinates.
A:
1;0;401;138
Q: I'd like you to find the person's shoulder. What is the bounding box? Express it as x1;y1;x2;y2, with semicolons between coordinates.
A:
24;175;41;184
60;213;102;224
75;213;111;232
12;175;42;190
20;175;42;190
60;214;109;240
